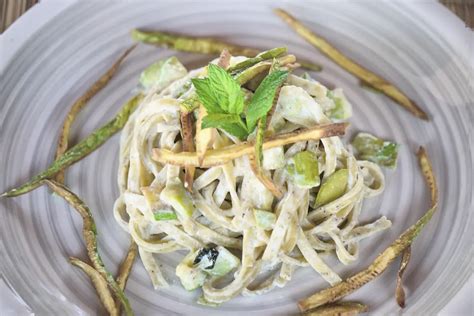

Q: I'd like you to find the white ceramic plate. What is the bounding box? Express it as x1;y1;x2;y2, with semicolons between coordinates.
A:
1;1;472;315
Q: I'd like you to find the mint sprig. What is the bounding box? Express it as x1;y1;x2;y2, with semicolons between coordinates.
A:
245;70;288;131
192;62;288;140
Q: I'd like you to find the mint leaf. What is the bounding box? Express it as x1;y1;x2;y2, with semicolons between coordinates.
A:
246;70;288;131
192;63;247;139
207;64;244;114
201;113;245;129
191;56;288;140
218;123;250;140
191;77;221;113
202;113;248;140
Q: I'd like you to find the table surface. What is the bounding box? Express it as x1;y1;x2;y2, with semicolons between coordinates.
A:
0;0;472;315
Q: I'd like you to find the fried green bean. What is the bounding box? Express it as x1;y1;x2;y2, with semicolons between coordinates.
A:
54;45;137;184
235;55;296;85
395;246;411;308
180;111;196;191
115;240;138;314
249;116;283;199
45;180;133;316
274;8;428;120
1;94;144;198
131;29;322;71
116;240;138;291
359;80;382;94
299;60;323;72
70;257;119;316
304;302;368;316
227;47;287;73
298;146;438;312
394;146;438;308
132;29;257;56
248;60;284;198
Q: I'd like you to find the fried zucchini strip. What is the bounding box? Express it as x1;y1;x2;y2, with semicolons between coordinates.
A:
249;60;284;198
2;94;144;198
132;29;257;56
228;47;287;73
298;146;438;312
54;45;136;183
131;29;322;71
249;117;283;198
116;241;138;289
217;48;232;69
153;123;347;168
115;240;138;314
70;257;119;316
235;55;296;86
45;180;133;316
395;246;411;308
274;9;428;120
180;111;196;191
395;146;438;307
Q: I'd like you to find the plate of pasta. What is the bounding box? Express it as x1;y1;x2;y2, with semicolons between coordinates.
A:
0;1;471;315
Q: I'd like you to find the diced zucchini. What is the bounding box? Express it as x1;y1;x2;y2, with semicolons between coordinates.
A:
176;254;207;291
286;151;320;188
194;246;240;277
277;86;326;126
153;209;178;221
314;169;349;207
160;177;194;218
139;56;188;92
253;209;276;230
327;88;352;120
352;132;399;169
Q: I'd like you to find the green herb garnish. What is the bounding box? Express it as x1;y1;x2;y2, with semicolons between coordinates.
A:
192;63;288;139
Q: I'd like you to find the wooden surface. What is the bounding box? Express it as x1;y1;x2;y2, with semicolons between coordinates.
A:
441;0;473;28
1;0;38;33
1;0;472;33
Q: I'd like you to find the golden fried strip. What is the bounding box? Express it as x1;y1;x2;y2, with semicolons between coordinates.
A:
274;9;428;120
249;66;284;198
116;241;138;291
249;121;283;198
298;146;438;312
45;180;133;315
180;111;196;191
417;147;438;203
217;48;231;69
235;55;296;85
394;146;439;308
153;123;348;168
70;257;119;316
395;246;411;308
195;105;216;165
131;29;322;71
305;302;368;316
115;240;138;314
54;45;137;183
